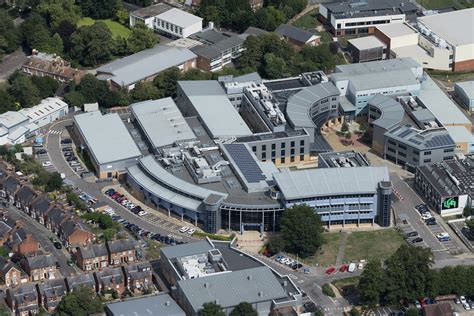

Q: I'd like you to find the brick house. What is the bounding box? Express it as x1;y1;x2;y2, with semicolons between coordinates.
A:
107;239;137;266
59;219;94;251
122;261;153;294
14;186;37;215
76;243;109;271
14;233;41;256
0;258;28;288
0;176;19;204
44;207;68;234
22;254;58;282
30;194;50;222
37;278;67;313
6;283;39;316
0;219;16;246
65;273;96;293
94;267;125;296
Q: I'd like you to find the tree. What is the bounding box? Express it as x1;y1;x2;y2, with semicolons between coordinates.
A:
153;67;181;98
55;286;103;316
358;259;384;306
0;303;10;316
350;307;361;316
405;308;419;316
0;90;18;114
77;74;109;104
341;121;349;133
69;22;115;67
78;0;122;19
114;8;129;25
8;74;41;108
45;172;63;192
31;76;59;99
127;22;158;53
280;205;324;258
267;235;285;255
345;132;352;140
131;81;160;102
230;302;258;316
263;53;288;79
36;0;81;29
64;91;86;108
198;302;225;316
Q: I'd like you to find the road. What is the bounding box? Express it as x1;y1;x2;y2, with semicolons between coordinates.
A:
0;49;27;81
4;204;77;277
44;119;197;243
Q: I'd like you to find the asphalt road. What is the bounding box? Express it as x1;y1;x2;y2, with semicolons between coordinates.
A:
4;204;77;277
44;119;197;243
0;49;27;81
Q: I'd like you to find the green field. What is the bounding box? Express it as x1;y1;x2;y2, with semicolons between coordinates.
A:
420;0;473;9
293;8;321;30
77;18;131;39
342;229;404;263
302;232;343;267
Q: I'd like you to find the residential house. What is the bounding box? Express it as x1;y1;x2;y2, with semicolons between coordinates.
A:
13;233;41;256
37;279;67;313
275;24;321;50
94;267;125;296
107;239;137;266
14;186;37;214
65;273;96;293
0;257;28;287
59;219;94;251
0;219;15;246
30;194;50;222
6;283;39;316
44;207;68;234
23;254;58;282
122;261;153;294
0;176;19;203
76;243;109;271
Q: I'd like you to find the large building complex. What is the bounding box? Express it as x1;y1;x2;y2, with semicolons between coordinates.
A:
454;81;474;112
319;0;417;36
415;156;474;216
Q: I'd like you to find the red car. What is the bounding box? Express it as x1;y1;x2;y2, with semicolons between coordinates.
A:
339;264;348;272
111;193;121;199
325;267;336;275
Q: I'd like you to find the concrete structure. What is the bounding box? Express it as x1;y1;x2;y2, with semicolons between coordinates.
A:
417;9;474;71
106;294;185;316
275;24;320;50
454;81;474;112
129;3;173;29
348;36;387;63
415;156;474;216
73;111;142;179
19;98;68;130
318;150;370;168
319;0;417;36
274;167;392;227
96;45;196;90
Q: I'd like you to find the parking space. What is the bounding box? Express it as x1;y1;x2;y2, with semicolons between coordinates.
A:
370;307;402;316
449;221;474;251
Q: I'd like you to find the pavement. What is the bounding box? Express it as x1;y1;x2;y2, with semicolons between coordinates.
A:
0;49;27;81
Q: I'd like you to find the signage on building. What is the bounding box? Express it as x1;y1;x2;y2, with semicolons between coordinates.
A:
442;197;458;210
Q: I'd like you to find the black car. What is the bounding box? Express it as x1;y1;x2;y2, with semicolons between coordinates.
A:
406;231;418;238
53;241;62;249
411;237;423;244
292;263;303;270
62;147;73;152
63;151;73;157
66;156;78;162
60;138;72;144
36;149;47;154
426;218;437;226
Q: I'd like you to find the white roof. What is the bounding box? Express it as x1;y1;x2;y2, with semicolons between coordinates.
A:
349;36;386;50
445;126;474;144
130;98;196;149
455;81;474;100
376;23;418;38
73;111;141;165
418;8;474;46
274;167;390;200
0;111;28;129
157;8;202;28
19;98;68;121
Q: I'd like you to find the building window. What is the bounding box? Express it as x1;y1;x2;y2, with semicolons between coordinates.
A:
423;151;431;156
300;147;304;154
300;140;305;146
399;152;406;158
271;151;275;158
262;145;266;151
271;144;276;150
300;154;304;161
290;156;295;162
280;157;285;164
290;148;295;155
443;156;453;161
252;146;256;152
281;142;286;149
290;141;295;147
413;150;419;155
262;152;266;159
398;144;407;150
443;148;454;153
281;150;285;156
423;159;431;163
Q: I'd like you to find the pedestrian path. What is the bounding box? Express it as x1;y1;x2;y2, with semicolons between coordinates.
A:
48;130;63;135
335;232;349;265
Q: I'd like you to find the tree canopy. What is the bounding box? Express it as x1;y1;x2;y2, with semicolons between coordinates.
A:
198;302;225;316
127;22;158;54
55;286;103;316
230;302;258;316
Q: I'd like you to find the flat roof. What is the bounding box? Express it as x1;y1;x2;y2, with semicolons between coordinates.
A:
130;98;196;149
161;239;214;260
157;8;202;28
96;45;196;87
334;57;421;74
106;294;185;316
445;126;474;144
369;94;405;130
274;166;389;200
323;0;417;17
418;76;472;127
177;81;252;138
130;3;172;19
19;98;68;121
349;36;386;50
418;8;474;46
73;112;141;165
385;125;455;150
319;150;370;168
455;81;474;100
177;266;288;312
0;111;28;129
376;22;418;38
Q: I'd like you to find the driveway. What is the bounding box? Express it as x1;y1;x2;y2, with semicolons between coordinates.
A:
0;49;27;81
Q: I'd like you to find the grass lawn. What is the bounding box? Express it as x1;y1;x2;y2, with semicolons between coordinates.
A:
293;8;321;30
343;229;404;263
421;0;473;9
145;240;162;260
77;17;131;39
301;232;343;267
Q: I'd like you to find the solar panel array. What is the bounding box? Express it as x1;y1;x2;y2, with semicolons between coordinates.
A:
224;144;266;183
425;134;454;148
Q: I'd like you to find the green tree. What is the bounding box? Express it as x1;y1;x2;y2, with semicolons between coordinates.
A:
36;0;81;29
230;302;258;316
0;90;18;114
267;235;285;254
64;91;86;108
55;286;103;316
127;22;158;53
198;302;225;316
341;121;349;133
31;76;59;99
78;0;122;19
405;308;419;316
0;303;10;316
280;204;324;258
103;228;117;241
45;172;63;192
350;307;361;316
153;67;181;98
69;22;115;67
358;259;384;306
114;8;129;25
77;74;110;104
263;53;288;79
131;81;160;102
322;283;335;297
255;6;286;31
8;75;41;108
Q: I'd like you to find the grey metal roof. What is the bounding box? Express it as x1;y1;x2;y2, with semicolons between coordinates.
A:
73;111;141;165
334;57;420;74
334;68;420;92
130;3;172;19
419;76;472;126
177;266;288;313
275;24;318;43
274;166;390;200
96;45;196;87
233;72;262;83
106;294;185;316
192;29;228;45
368;94;404;130
177;81;252;138
161;239;214;260
0;111;28;129
385;125;455;150
156;8;202;29
192;35;245;59
455;81;474;100
348;36;385;50
324;0;417;16
130;98;196;149
411;108;436;123
286;82;340;128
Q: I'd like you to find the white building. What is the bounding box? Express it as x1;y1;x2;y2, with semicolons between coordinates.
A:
19;98;68;129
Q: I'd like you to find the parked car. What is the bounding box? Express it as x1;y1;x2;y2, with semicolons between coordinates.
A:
42;161;52;167
60;138;72;144
325;267;336;275
460;296;467;305
425;218;437;225
36;149;47;154
66;156;78;162
411;237;423;244
406;231;418;238
436;232;451;241
463;303;471;310
339;264;348;272
421;213;432;220
179;227;189;233
348;263;356;273
62;147;73;152
415;300;422;309
187;228;196;235
292;263;303;270
53;242;62;249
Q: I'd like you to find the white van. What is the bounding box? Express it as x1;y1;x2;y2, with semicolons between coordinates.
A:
348;263;356;273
